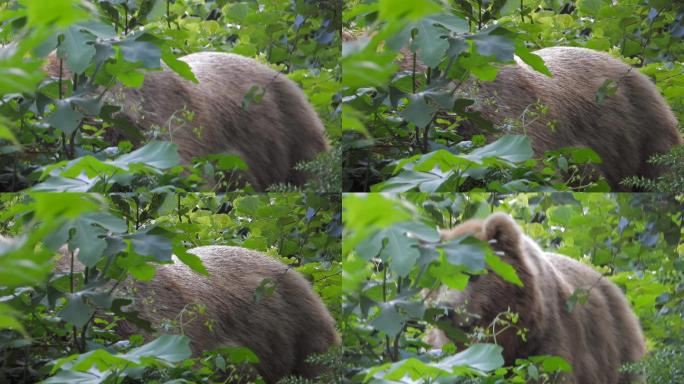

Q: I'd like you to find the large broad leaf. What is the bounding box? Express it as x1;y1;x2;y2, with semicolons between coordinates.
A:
42;369;108;384
47;335;190;383
342;50;398;89
214;346;260;364
60;25;96;74
412;13;468;68
401;94;438;128
365;358;449;382
118;38;162;69
441;236;487;271
378;0;442;21
343;194;413;255
162;48;197;83
173;243;208;275
471;33;515;62
465;135;534;163
66;212;126;266
413;149;479;173
0;61;45;94
0;303;26;336
437;343;505;372
576;0;607;15
515;42;552;76
69;220;107;267
128;233;173;263
373;170;444;192
485;252;523;287
112;141;181;170
123;334;192;364
380;226;421;277
58;293;95;328
355;221;435;277
31;176;97;192
46;99;83;135
412;19;449;69
23;0;87;28
370;302;406;337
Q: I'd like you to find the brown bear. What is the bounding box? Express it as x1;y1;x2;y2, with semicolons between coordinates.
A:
54;245;340;383
427;212;645;383
393;45;683;190
46;51;330;191
462;47;681;190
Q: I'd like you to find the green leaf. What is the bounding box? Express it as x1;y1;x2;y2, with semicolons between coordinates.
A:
162;48;198;83
485;252;523;287
412;19;448;68
515;42;552;76
355;230;384;260
60;25;96;74
441;236;487;272
225;3;252;22
378;0;442;21
59;293;95;328
437;343;505;372
69;220;107;267
547;205;574;226
577;0;607;15
173;244;208;275
465;135;534;163
343;194;413;255
596;79;618;105
123;334;192;364
531;355;573;373
118;39;162;69
500;0;520;16
22;0;87;28
371;303;405;337
112;141;181;170
459;52;499;80
218;346;260;364
380;226;420;277
401;94;438;128
42;369;108;384
373;170;444;193
342;50;398;89
565;287;589;312
253;277;277;303
129;233;173;263
471;33;515;62
0;303;26;336
47;100;83;135
0;62;44;95
242;85;266;111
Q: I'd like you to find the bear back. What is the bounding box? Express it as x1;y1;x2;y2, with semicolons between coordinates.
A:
44;51;330;190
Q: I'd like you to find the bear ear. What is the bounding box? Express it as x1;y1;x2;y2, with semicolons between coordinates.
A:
483;213;523;258
439;219;485;242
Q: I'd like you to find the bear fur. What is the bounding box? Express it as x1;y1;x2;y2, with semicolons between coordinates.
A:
396;46;682;190
46;52;330;191
55;245;340;383
429;212;646;384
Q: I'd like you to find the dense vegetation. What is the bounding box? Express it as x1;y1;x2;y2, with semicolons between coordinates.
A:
342;0;683;192
342;193;684;382
0;0;341;192
0;192;341;383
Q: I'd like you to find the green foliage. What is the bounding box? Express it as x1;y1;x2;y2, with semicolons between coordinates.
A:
0;0;340;192
341;193;684;383
623;146;684;192
0;192;341;383
342;0;683;192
